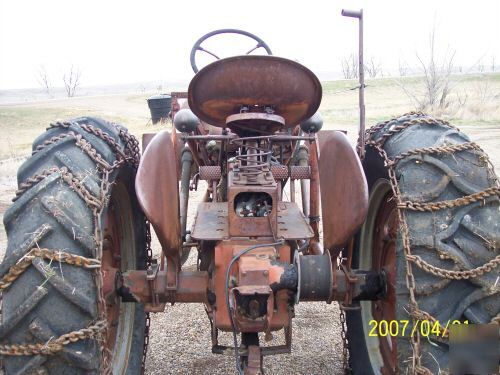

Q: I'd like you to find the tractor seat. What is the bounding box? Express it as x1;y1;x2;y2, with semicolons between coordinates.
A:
188;55;322;134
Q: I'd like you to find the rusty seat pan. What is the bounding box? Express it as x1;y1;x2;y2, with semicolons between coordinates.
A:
188;55;322;129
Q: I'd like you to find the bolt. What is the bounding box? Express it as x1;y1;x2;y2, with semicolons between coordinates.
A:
263;270;269;277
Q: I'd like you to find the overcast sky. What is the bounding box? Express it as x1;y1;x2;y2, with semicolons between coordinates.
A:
0;0;499;89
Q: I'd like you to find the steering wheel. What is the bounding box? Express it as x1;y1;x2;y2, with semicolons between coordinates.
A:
190;29;273;73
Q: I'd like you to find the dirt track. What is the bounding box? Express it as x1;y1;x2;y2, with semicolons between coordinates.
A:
0;123;498;374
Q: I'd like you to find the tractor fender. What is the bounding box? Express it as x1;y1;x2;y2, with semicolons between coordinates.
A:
319;131;368;253
143;131;184;179
136;130;181;253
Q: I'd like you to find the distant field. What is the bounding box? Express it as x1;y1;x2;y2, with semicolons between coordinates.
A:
0;72;499;375
0;73;498;160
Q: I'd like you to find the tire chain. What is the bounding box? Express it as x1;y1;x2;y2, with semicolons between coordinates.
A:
142;222;153;375
339;304;351;374
398;186;500;212
2;120;152;374
363;113;500;374
0;249;105;355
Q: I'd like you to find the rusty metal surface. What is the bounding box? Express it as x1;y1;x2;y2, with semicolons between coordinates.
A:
188;55;322;129
297;254;333;301
290;166;311;180
319;131;368;252
227;169;278;238
226;112;285;135
136;131;182;253
270;165;288;180
245;346;263;375
191;202;228;240
341;9;366;159
269;165;311;180
213;241;291;332
371;190;398;371
142;132;184;177
308;140;321;242
199;165;222;180
142;133;156;151
181;134;237;141
276;202;314;239
191;201;312;240
121;270;209;305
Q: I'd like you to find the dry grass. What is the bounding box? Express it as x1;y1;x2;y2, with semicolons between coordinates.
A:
0;74;498;374
1;73;499;160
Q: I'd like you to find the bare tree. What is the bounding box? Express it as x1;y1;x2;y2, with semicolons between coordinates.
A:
398;24;455;112
476;78;492;106
63;65;81;97
37;65;51;96
365;57;382;78
492;56;496;72
341;54;359;79
398;60;409;76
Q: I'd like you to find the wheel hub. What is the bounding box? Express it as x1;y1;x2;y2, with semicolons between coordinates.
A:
372;190;398;374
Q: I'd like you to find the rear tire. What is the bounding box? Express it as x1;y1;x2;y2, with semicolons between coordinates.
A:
347;113;499;374
1;117;147;374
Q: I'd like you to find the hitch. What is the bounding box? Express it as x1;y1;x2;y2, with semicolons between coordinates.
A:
117;255;387;308
146;259;163;311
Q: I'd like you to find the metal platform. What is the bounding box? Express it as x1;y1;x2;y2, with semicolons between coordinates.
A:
191;202;313;240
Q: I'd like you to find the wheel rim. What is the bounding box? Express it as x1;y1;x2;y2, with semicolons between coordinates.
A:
358;179;397;375
102;181;136;374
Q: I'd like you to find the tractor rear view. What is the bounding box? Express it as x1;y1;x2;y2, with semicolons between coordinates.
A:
1;14;499;375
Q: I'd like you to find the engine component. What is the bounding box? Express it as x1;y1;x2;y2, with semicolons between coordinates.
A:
234;192;272;217
300;111;323;133
173;108;199;133
297;254;333;301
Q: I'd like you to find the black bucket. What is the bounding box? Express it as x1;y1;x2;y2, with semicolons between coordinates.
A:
147;94;172;124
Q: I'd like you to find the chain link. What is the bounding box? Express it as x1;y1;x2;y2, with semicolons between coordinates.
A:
398;186;500;212
5;121;148;373
32;133;75;155
13;166;103;209
367;116;457;148
382;144;425;372
0;320;107;356
0;248;100;290
408;253;500;280
339;306;350;373
367;115;436;373
365;113;500;373
386;141;482;167
141;221;154;374
0;247;104;355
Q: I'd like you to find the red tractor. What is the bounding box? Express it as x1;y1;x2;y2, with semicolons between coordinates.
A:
1;24;498;375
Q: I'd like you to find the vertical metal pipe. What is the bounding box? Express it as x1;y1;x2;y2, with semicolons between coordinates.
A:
308;141;320;242
180;148;193;238
212;180;218;202
296;146;310;217
358;10;365;159
300;179;310;217
342;8;365;159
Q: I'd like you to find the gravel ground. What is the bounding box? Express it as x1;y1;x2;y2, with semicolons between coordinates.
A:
144;251;344;375
143;182;344;374
0;163;344;375
1;122;498;374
